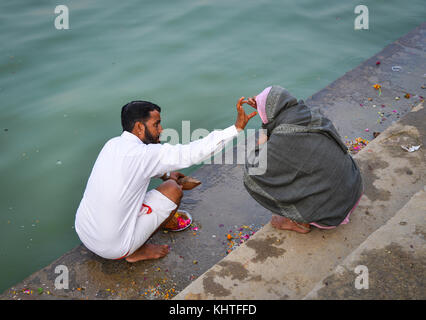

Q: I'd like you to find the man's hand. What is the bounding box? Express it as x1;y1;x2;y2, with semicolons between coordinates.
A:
234;97;257;132
169;172;185;182
247;96;257;109
161;171;185;182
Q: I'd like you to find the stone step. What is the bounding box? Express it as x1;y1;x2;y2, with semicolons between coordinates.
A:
303;187;426;299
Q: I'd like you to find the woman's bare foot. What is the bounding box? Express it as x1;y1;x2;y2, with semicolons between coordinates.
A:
270;215;311;234
125;244;169;263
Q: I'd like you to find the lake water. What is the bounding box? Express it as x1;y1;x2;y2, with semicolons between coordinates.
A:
0;0;425;292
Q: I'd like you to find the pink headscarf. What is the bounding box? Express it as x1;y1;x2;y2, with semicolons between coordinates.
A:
255;86;272;124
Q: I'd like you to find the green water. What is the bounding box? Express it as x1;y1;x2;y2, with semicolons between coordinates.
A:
0;0;424;292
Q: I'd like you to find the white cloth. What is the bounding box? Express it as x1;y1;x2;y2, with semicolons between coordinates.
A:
75;125;238;259
128;189;177;256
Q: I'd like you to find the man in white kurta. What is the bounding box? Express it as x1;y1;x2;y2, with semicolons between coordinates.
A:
75;98;256;262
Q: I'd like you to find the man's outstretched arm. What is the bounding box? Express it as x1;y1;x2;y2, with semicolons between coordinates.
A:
142;97;257;178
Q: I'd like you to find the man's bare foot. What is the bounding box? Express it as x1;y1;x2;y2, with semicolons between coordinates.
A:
270;215;311;234
125;244;169;263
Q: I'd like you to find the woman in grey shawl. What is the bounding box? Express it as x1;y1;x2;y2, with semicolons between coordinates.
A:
243;85;363;233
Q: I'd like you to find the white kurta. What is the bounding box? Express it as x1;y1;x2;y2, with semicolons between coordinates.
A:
75;125;238;259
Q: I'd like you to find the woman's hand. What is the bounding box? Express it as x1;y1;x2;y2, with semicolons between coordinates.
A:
234;97;257;132
258;129;268;145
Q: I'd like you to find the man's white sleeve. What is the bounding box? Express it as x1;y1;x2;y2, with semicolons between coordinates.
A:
141;125;239;178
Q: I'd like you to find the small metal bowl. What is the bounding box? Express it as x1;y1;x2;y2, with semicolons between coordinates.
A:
168;210;193;232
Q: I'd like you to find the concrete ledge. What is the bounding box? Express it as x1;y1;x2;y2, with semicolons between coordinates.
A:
307;21;426;141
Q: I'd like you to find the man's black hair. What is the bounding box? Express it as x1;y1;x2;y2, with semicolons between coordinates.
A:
121;100;161;132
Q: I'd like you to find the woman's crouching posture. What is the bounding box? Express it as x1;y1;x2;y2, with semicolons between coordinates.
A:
243;85;364;233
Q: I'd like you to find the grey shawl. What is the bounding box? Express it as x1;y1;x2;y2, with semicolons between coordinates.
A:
243;86;363;227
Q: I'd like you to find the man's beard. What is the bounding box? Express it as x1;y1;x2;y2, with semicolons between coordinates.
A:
141;123;160;144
